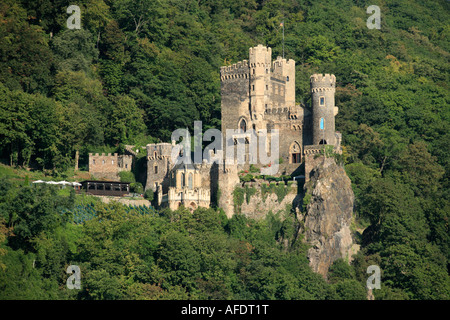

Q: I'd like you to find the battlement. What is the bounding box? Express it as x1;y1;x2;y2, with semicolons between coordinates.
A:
220;60;249;81
249;44;272;67
249;44;272;56
147;143;172;159
303;145;323;155
310;74;336;92
89;153;118;157
272;56;295;69
88;153;133;160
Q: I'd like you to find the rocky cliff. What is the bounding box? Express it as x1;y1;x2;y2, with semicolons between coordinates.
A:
298;157;355;279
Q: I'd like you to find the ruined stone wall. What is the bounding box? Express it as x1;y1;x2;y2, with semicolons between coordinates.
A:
88;153;133;181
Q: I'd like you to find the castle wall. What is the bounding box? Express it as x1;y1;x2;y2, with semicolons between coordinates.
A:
218;162;240;218
88;153;133;181
220;60;251;137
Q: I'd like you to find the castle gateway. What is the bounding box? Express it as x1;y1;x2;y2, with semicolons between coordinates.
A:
146;44;341;215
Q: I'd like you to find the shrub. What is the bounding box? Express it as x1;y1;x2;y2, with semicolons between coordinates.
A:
249;164;260;173
119;171;135;183
144;188;154;201
130;182;143;194
233;187;245;212
244;186;257;204
240;174;253;182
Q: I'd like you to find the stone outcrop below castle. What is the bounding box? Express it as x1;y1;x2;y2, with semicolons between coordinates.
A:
234;180;300;220
298;157;354;279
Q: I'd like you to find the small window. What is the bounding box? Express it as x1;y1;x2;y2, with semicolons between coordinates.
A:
93;159;96;165
125;164;128;169
252;85;255;91
320;97;325;106
253;69;255;75
266;69;268;74
154;166;158;174
266;85;268;90
239;119;247;132
292;153;301;164
286;76;289;82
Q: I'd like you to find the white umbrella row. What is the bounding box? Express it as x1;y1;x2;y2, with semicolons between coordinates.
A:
32;180;81;186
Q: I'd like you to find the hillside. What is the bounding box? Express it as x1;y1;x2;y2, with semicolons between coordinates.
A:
0;0;449;300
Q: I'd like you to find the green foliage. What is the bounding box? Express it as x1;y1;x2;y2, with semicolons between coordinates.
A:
232;187;244;212
119;171;135;183
144;188;154;201
302;193;312;212
249;164;260;173
239;173;253;183
245;186;257;205
130;182;143;194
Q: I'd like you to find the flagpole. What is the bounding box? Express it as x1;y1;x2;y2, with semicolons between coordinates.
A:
282;20;285;58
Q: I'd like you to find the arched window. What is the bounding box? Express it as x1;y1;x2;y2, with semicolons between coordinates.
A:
188;173;193;189
290;142;302;164
180;172;185;188
239;119;247;132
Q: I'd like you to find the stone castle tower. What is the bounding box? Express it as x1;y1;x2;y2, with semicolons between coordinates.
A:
220;44;306;174
310;74;339;146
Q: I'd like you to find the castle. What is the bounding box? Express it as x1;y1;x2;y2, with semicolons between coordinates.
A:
88;44;341;217
144;44;341;216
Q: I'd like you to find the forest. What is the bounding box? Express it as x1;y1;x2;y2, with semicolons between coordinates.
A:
0;0;449;300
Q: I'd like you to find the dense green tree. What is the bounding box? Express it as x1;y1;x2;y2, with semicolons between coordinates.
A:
51;29;99;75
0;0;55;94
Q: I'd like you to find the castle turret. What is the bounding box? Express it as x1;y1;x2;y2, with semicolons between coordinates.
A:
146;143;172;192
272;56;295;108
310;74;338;145
249;44;272;128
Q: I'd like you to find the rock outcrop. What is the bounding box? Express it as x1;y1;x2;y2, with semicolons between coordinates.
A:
298;157;354;279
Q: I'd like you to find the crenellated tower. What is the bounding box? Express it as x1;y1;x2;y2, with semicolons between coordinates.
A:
310;74;338;146
248;44;272;129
